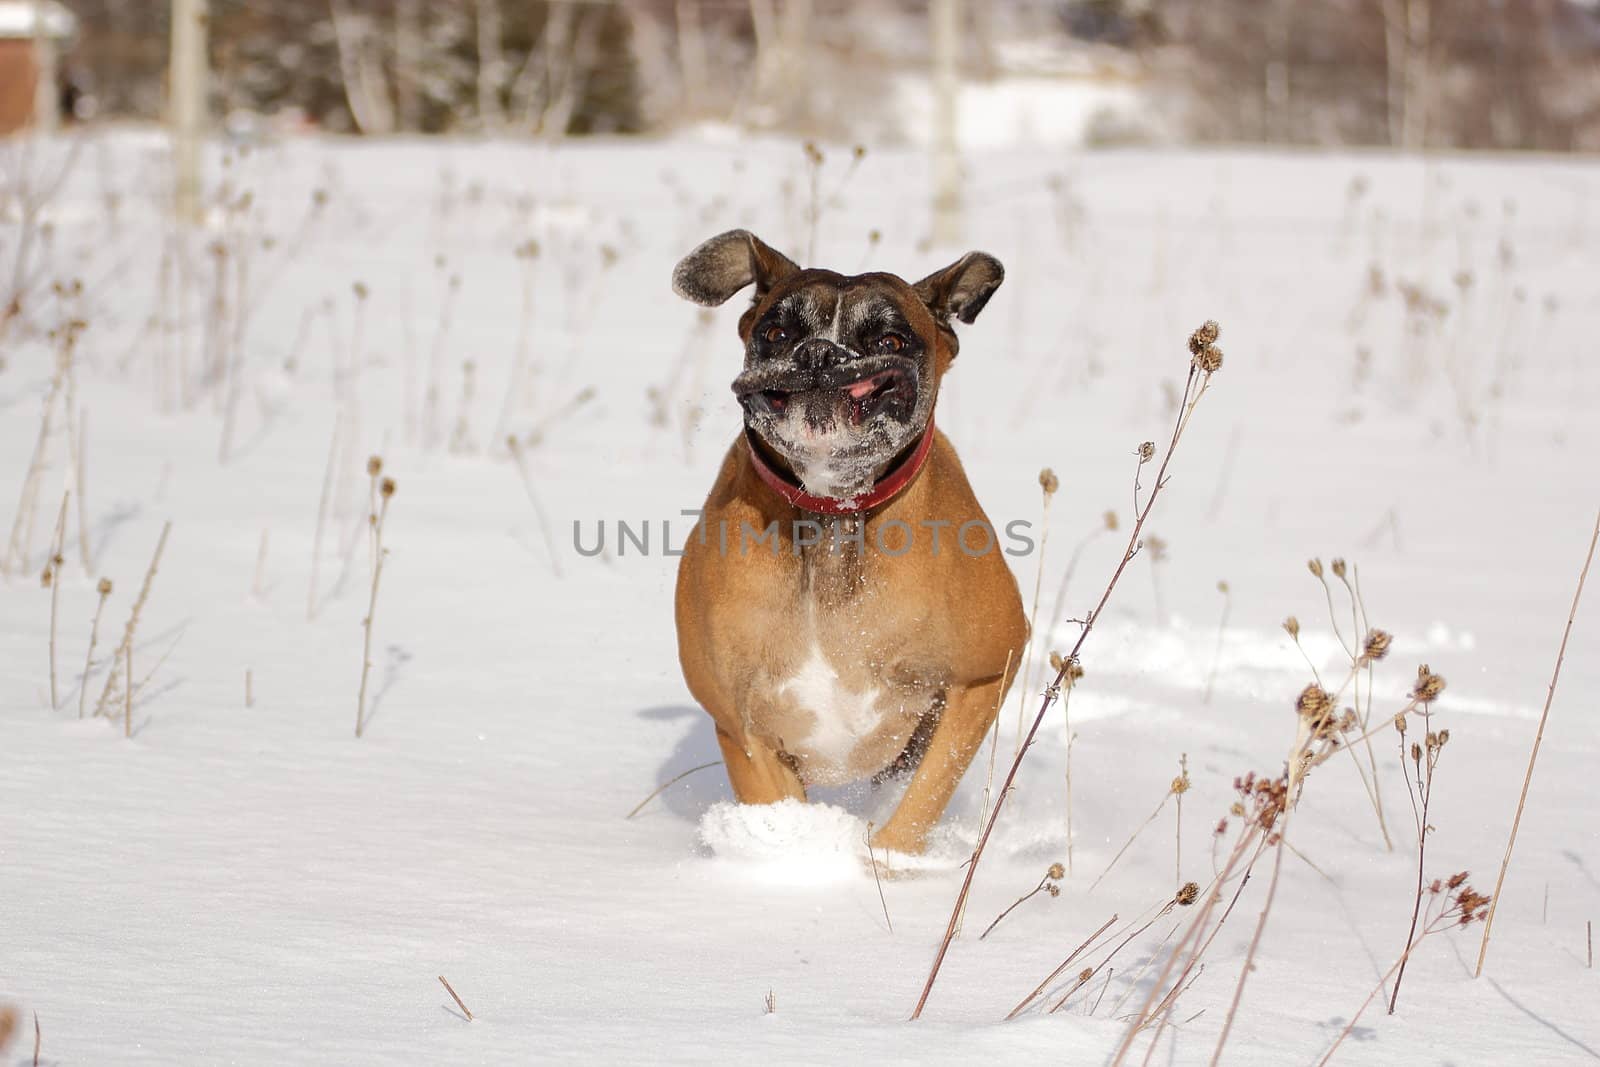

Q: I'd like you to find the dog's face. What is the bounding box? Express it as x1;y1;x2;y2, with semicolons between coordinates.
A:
672;230;1003;500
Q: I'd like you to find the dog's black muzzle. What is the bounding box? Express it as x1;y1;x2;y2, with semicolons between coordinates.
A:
731;346;921;426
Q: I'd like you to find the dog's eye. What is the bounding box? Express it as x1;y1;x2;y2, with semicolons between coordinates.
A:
763;325;788;345
877;333;907;354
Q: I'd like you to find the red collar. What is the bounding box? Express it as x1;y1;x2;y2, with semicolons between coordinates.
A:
746;422;936;516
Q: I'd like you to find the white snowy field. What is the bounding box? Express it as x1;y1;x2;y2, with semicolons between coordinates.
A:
1;129;1599;1065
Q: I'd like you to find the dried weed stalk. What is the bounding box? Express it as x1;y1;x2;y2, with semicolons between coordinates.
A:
1090;774;1188;894
1390;673;1448;1013
624;760;722;819
1110;773;1287;1064
1005;912;1119;1020
44;491;68;709
355;473;396;737
1113;628;1455;1064
1318;876;1490;1065
1476;504;1599;976
79;576;111;718
981;862;1064;940
866;822;894;934
93;521;172;722
437;975;473;1021
911;320;1224;1020
1015;468;1059;764
3;319;81;577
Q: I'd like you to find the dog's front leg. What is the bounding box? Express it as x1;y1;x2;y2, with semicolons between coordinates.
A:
714;726;807;805
870;674;1007;856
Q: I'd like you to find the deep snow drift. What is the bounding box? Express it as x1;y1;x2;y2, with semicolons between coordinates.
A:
2;131;1598;1064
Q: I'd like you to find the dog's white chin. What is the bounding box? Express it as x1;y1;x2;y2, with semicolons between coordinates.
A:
792;438;870;500
766;415;915;502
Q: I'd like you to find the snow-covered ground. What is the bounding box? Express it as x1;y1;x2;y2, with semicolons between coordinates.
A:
2;130;1598;1065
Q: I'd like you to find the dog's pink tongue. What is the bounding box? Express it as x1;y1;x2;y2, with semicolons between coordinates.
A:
846;376;879;399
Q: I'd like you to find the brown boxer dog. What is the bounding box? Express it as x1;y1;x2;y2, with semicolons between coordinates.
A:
671;230;1027;855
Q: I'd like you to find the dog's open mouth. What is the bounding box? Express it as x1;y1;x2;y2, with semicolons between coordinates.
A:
746;367;914;426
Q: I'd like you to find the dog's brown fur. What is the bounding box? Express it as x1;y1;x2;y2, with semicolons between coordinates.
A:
673;232;1027;855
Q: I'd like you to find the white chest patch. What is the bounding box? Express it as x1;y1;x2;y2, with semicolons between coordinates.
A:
779;643;884;773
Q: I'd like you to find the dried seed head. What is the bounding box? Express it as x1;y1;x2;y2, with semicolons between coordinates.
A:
1051;654;1085;686
1307;558;1324;579
367;455;383;477
1188;319;1220;354
1078;967;1094;983
1039;468;1059;496
40;565;52;588
1046;883;1060;897
1170;774;1190;795
1362;629;1392;662
1410;741;1423;763
1048;862;1065;881
1137;441;1155;463
1394;712;1407;733
1412;664;1446;703
380;477;396;498
97;577;112;596
1297;684;1339;739
1438;728;1450;746
1330;558;1347;578
1195;343;1223;373
352;281;369;301
1283;616;1300;639
1452;883;1491;924
1217;580;1230;594
1104;510;1119;531
1145;535;1168;563
1176;881;1200;906
1446;871;1468;889
1296;684;1334;720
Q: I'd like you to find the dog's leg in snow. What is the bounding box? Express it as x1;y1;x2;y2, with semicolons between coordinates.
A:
871;674;1007;855
715;726;806;804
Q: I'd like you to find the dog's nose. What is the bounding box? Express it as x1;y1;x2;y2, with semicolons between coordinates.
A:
792;338;849;373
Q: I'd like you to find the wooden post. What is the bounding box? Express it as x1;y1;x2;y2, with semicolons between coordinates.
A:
930;0;960;246
170;0;207;223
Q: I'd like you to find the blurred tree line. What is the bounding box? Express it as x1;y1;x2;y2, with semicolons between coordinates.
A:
71;0;645;134
1148;0;1600;151
59;0;1600;150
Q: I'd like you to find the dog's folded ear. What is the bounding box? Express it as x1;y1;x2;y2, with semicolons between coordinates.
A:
912;252;1005;326
672;230;801;307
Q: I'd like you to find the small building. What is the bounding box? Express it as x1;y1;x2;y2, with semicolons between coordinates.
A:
0;1;76;134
